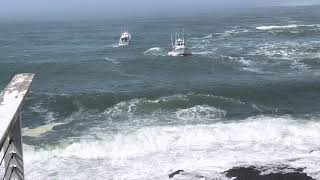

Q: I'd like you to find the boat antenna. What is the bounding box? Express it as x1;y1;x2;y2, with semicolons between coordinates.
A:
175;32;177;42
171;33;174;47
183;28;185;42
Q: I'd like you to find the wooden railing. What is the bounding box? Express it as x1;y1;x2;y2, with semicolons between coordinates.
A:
0;74;34;180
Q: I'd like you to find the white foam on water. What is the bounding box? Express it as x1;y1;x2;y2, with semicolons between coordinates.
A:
217;29;251;37
190;34;213;40
251;42;312;71
237;57;262;73
251;104;263;112
191;42;210;50
144;47;161;51
105;57;119;64
105;44;120;48
23;115;320;179
193;93;245;105
238;57;253;66
189;34;216;55
188;33;222;58
224;56;263;73
192;51;215;56
29;104;57;124
290;59;310;71
29;104;48;113
203;34;213;39
22;107;82;138
252;43;294;59
176;105;226;122
307;52;320;60
256;24;320;30
241;67;263;73
190;37;216;57
23;106;61;137
144;47;166;56
256;24;299;30
170;170;229;180
22;122;65;138
103;93;243;117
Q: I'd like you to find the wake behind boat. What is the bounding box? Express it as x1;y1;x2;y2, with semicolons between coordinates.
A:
168;30;192;56
119;31;131;46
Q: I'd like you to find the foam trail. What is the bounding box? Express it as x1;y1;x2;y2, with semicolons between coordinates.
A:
192;51;215;56
144;47;162;52
105;57;119;64
105;44;120;48
144;47;166;56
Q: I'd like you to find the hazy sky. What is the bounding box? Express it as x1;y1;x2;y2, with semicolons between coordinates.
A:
0;0;319;20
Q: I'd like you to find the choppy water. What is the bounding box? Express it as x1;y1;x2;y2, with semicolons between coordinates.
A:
1;5;320;180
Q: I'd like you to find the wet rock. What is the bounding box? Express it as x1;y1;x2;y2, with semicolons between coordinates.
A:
168;170;226;180
169;170;185;178
309;148;320;153
225;166;315;180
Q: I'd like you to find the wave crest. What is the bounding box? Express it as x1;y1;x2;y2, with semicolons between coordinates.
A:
176;105;226;121
256;24;320;30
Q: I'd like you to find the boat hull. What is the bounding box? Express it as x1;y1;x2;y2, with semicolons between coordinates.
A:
168;48;192;56
118;41;130;46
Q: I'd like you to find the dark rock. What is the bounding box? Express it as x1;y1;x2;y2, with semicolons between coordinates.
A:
225;166;315;180
169;170;184;178
309;148;320;153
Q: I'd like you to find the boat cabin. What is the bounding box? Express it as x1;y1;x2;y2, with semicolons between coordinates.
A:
175;39;185;46
121;37;128;42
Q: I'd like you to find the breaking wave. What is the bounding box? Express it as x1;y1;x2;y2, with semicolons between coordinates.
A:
22;93;256;144
256;24;320;30
256;24;299;30
176;105;226;121
23;115;320;179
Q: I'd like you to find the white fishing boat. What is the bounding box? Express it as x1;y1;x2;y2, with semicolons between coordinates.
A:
168;30;191;56
118;31;131;46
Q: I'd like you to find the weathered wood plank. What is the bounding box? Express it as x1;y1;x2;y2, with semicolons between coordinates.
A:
0;73;34;149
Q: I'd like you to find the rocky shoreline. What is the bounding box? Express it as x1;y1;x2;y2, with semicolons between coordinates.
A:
169;166;315;180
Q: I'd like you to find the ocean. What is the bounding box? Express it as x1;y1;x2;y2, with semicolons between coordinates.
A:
0;5;320;180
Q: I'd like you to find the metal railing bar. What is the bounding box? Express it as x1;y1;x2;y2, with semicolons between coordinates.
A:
0;139;12;167
2;155;13;180
0;73;34;180
6;168;14;180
